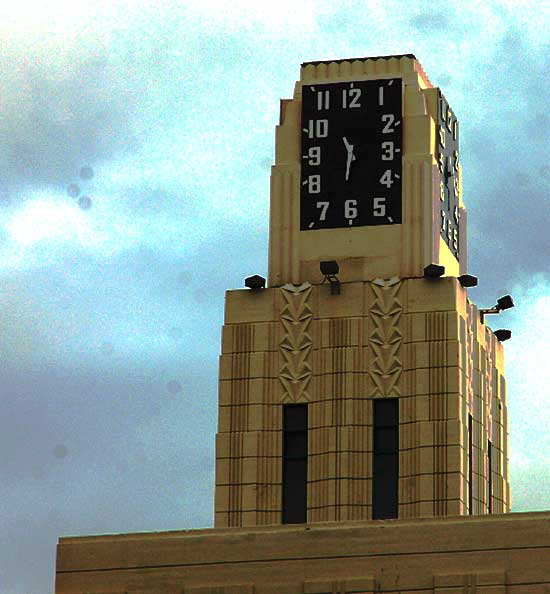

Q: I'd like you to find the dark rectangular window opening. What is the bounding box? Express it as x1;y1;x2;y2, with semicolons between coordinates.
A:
487;439;492;514
468;414;473;515
282;404;308;524
372;398;399;519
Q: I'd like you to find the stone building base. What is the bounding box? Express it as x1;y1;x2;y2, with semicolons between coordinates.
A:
56;510;550;593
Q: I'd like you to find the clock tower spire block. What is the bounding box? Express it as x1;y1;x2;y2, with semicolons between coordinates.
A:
268;54;465;286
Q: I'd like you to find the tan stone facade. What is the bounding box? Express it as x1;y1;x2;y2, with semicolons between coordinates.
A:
56;512;550;592
215;276;510;528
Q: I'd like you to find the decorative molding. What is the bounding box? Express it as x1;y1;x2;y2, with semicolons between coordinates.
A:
279;283;313;403
368;277;403;397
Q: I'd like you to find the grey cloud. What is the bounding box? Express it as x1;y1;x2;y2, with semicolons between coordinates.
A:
410;12;451;32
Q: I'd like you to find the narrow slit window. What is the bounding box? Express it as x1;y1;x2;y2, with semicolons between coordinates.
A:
282;404;308;524
372;398;399;519
468;414;473;515
488;439;492;514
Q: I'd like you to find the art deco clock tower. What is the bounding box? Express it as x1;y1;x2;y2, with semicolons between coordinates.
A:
59;55;550;594
215;53;510;526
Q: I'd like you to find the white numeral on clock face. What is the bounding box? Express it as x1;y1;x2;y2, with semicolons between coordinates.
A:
317;90;330;110
344;199;358;219
381;114;396;133
373;197;386;217
316;201;329;220
381;141;395;160
305;119;328;139
380;169;394;188
342;88;361;108
303;146;321;166
302;174;321;193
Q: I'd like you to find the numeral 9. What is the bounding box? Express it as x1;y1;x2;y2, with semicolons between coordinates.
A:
306;147;321;166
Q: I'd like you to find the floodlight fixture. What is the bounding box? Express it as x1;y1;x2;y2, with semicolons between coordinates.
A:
244;274;266;290
458;274;478;288
496;295;514;311
480;294;515;323
494;329;512;342
320;260;341;295
320;260;339;276
424;264;445;279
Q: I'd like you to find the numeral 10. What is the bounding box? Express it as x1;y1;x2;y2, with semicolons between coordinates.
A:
305;119;328;139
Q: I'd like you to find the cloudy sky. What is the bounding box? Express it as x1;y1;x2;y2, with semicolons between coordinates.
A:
1;0;549;591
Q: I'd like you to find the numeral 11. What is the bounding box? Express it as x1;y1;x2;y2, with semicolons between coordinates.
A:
317;90;329;110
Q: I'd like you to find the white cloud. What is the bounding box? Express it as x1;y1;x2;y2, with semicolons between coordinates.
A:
504;278;550;467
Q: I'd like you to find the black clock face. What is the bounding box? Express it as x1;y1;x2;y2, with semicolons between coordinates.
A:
300;78;402;230
437;90;460;259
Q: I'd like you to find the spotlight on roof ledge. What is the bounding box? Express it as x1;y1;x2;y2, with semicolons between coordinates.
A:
320;260;340;295
480;294;515;322
244;275;266;290
497;295;515;311
494;329;512;342
458;274;478;288
424;264;445;279
320;260;339;276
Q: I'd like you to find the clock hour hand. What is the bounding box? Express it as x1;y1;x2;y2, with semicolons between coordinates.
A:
343;136;356;181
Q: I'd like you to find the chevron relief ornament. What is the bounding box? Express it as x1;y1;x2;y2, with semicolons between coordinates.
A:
279;283;313;403
369;277;403;397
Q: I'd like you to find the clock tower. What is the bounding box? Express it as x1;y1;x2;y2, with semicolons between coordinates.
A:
215;54;509;527
58;55;550;594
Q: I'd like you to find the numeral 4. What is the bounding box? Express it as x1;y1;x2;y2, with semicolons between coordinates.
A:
379;169;394;188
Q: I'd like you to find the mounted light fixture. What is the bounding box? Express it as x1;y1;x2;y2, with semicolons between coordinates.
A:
320;260;340;295
494;329;512;342
458;274;478;288
424;264;445;279
244;274;266;290
480;294;515;323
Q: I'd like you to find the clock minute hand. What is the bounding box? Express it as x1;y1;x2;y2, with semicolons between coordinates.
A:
343;136;356;181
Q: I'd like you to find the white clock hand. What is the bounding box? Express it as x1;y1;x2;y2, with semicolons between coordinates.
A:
343;136;356;181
